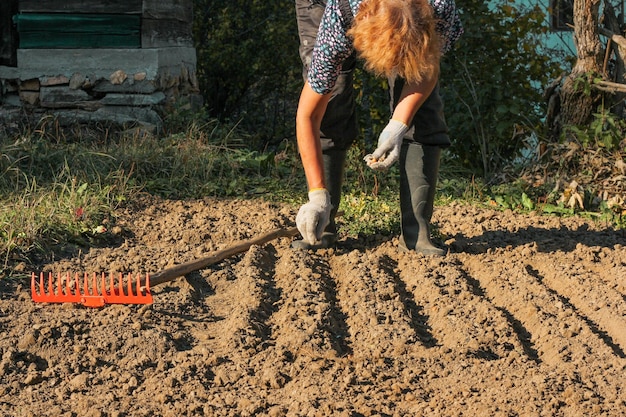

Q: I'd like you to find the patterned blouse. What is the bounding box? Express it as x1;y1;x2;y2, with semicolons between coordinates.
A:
309;0;464;95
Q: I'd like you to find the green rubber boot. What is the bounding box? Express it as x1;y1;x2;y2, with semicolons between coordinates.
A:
292;149;346;250
398;142;447;256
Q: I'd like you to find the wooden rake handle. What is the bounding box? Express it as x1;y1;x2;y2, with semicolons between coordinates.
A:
146;225;300;288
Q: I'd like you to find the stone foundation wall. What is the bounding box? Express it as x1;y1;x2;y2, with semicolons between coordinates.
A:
0;47;201;132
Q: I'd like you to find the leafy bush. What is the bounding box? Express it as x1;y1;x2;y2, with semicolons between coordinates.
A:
193;0;302;147
440;0;567;178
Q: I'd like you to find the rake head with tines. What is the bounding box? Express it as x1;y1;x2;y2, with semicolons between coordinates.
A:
31;272;153;307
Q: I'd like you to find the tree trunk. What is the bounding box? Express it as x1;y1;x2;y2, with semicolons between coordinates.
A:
559;0;603;129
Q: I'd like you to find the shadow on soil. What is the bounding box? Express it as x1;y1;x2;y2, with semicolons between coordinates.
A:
451;224;625;254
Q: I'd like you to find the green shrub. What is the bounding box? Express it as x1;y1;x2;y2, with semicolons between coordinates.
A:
440;0;566;178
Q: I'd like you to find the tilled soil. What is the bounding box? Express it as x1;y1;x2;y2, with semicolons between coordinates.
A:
1;195;625;417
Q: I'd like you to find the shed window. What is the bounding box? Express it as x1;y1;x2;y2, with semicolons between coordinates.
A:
0;0;19;66
551;0;573;31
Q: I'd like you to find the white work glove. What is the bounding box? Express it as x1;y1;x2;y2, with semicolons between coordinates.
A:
296;188;332;245
364;119;410;171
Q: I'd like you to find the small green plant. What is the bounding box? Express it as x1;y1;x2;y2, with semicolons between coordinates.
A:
563;110;626;151
0;175;123;268
573;71;595;97
336;146;402;237
339;191;400;238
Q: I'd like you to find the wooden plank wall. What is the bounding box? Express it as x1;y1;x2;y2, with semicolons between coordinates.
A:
19;0;142;14
15;14;142;49
18;0;193;48
143;0;192;21
143;0;193;48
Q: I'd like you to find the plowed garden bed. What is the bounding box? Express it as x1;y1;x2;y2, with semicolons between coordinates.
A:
1;195;625;416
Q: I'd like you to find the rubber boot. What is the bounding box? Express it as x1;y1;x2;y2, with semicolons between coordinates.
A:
292;149;347;250
398;142;447;256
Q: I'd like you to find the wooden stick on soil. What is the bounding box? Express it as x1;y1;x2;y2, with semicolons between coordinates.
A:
144;226;300;288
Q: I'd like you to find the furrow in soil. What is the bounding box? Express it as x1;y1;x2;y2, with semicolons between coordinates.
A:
459;251;626;415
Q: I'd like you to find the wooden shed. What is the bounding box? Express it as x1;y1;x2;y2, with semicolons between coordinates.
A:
0;0;200;131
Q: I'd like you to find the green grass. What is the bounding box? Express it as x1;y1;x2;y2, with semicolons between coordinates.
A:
1;115;623;275
0;117;306;272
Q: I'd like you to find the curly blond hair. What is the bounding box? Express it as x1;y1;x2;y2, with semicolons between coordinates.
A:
348;0;441;84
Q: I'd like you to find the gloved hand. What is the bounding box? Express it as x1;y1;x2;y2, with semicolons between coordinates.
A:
364;119;410;171
296;188;332;245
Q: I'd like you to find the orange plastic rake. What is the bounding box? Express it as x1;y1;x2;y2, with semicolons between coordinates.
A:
31;272;153;307
30;220;317;307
